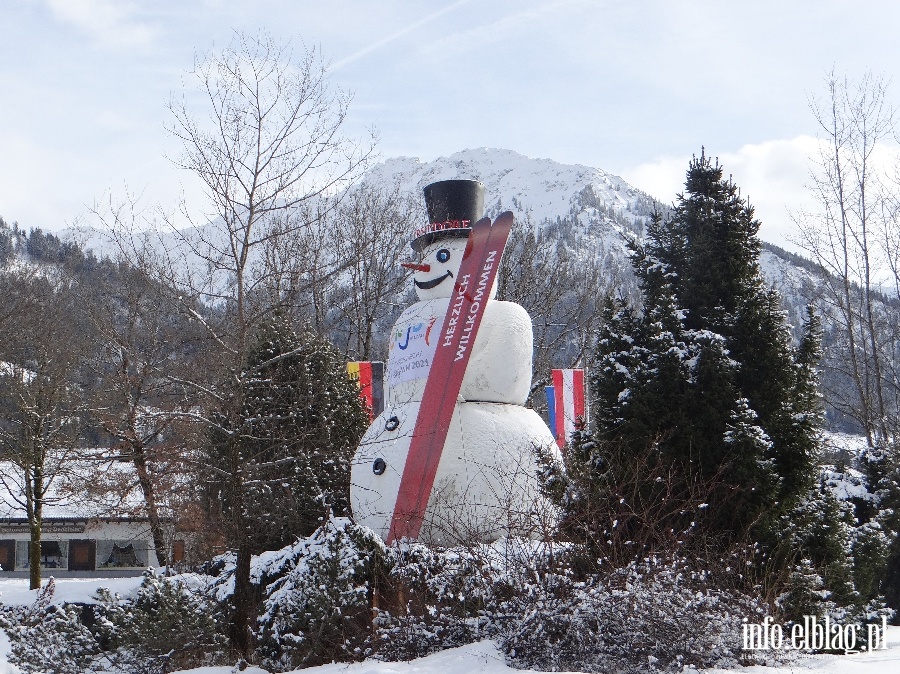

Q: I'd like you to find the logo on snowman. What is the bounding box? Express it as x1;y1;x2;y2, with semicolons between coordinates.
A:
395;316;438;350
388;313;444;387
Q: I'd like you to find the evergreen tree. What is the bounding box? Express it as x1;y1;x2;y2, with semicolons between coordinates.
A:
775;483;859;620
583;152;821;549
205;316;369;555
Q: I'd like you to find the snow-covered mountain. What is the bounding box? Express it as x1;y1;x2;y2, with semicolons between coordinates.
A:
51;146;828;338
44;146;829;351
360;148;818;313
360;147;658;228
9;147;829;353
365;149;661;275
64;146;802;289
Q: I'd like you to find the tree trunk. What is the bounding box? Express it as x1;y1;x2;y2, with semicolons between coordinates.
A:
28;528;41;590
229;541;254;657
133;447;168;569
29;471;42;590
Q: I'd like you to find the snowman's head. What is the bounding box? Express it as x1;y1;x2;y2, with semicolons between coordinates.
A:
411;238;468;301
407;179;488;301
408;236;500;302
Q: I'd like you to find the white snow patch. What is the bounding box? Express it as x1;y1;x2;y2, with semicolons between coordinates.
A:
174;641;569;674
822;431;872;459
0;575;145;606
822;465;874;502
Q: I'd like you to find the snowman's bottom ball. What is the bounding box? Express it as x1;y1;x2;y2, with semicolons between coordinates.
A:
350;402;561;546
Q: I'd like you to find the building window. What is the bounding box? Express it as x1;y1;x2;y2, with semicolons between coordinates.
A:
41;541;65;568
15;540;69;569
97;540;149;568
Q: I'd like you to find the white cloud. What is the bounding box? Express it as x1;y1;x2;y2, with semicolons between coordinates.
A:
96;109;134;130
0;130;79;229
621;137;823;252
46;0;156;49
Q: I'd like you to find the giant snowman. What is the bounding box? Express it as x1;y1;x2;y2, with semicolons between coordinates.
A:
350;179;560;545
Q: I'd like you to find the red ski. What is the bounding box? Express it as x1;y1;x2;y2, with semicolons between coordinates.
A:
386;212;514;543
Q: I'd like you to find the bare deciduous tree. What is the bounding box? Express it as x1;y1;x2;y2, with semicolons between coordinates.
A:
323;183;419;359
83;255;202;570
0;274;92;589
161;32;375;656
497;219;617;408
793;71;900;449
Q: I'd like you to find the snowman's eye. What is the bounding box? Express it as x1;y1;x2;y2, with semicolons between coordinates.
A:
436;249;451;263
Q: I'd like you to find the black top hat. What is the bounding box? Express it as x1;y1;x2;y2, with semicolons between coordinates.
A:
411;179;485;251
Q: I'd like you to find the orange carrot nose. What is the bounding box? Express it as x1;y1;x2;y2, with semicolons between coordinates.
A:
401;262;431;272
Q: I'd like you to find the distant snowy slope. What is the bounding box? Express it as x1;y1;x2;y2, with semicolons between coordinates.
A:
361;147;656;228
759;248;825;328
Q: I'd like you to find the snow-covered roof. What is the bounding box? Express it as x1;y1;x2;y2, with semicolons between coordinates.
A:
0;456;149;520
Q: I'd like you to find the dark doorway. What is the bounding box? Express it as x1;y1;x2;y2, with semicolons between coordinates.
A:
68;539;96;571
0;540;15;571
172;539;186;564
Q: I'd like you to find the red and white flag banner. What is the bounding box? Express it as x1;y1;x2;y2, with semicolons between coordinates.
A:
551;368;586;449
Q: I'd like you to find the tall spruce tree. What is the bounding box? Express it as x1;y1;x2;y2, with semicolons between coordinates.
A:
205;316;369;555
583;152;821;549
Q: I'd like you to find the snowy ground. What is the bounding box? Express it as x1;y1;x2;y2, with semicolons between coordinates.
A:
1;577;899;674
0;575;145;606
167;632;900;674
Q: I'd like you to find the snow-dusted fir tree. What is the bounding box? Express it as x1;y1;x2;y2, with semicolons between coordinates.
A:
662;154;821;520
205;315;369;555
573;152;821;551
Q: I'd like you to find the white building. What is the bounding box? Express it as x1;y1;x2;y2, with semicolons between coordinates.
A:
0;460;182;576
0;517;163;575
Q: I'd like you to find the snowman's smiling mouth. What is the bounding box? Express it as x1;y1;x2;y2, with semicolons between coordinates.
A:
415;270;453;290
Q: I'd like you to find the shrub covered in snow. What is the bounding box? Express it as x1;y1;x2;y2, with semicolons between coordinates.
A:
191;516;774;671
370;539;525;661
93;570;229;674
502;555;768;673
0;578;101;674
254;517;385;671
208;517;513;667
359;534;764;672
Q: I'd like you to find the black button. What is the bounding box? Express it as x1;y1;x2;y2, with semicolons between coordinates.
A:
385;416;400;431
373;458;387;475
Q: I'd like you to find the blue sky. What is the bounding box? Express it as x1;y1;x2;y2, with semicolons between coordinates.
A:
2;0;899;249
